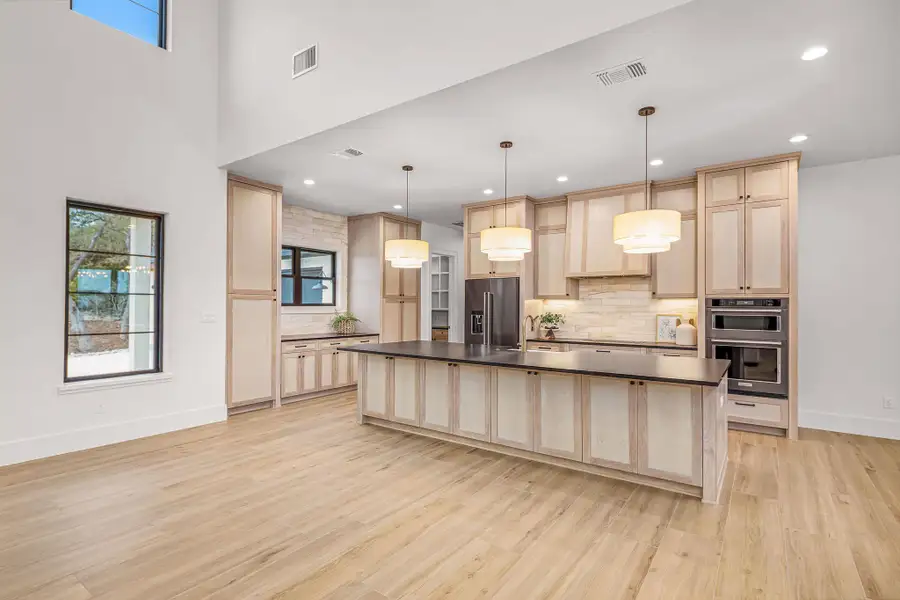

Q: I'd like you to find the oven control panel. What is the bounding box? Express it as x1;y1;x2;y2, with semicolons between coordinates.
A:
708;298;783;308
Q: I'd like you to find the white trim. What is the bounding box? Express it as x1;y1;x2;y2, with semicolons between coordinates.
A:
799;409;900;441
58;372;173;396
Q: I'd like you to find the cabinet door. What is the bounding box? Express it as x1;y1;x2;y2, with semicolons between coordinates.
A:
421;361;451;432
535;201;568;229
584;195;624;274
705;168;745;207
565;198;586;276
534;372;582;460
335;351;351;387
467;206;494;235
583;377;635;470
299;353;317;394
319;351;335;389
381;299;402;343
536;230;571;298
391;357;419;425
282;354;300;398
492;257;520;276
453;365;491;441
468;236;492;278
350;352;359;383
382;218;403;297
228;296;276;407
361;355;389;417
706;205;745;296
492;201;523;228
400;223;420;297
745;162;789;203
491;368;533;450
401;300;419;342
745;199;789;295
637;382;702;486
621;190;650;276
653;217;696;298
228;182;276;294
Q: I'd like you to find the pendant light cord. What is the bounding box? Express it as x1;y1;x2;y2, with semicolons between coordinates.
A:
405;169;410;240
504;145;509;227
645;112;649;200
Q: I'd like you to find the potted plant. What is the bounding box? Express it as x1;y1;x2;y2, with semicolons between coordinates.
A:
537;312;565;340
330;310;360;335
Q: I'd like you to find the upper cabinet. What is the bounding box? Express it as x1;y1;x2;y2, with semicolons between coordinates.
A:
228;178;278;295
382;217;420;299
699;157;796;297
463;198;534;279
534;200;578;299
565;184;649;278
651;178;697;298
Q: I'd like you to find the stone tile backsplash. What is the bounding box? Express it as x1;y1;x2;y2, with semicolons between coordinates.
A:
540;277;697;342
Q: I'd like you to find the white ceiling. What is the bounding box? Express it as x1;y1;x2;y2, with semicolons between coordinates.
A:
227;0;900;227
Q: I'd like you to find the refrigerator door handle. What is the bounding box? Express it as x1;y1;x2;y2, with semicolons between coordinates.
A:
483;291;493;346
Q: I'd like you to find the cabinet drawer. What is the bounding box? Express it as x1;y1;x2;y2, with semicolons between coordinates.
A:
526;342;567;352
281;341;318;353
649;348;698;357
321;339;352;349
727;396;787;427
349;336;378;345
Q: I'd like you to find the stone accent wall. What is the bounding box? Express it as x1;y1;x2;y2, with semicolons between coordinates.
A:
280;203;348;335
541;277;698;343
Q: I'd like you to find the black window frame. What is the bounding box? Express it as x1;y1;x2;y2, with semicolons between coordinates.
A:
70;0;168;50
281;246;337;307
65;199;165;383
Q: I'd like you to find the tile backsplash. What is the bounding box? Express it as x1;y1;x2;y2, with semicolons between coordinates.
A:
538;277;697;342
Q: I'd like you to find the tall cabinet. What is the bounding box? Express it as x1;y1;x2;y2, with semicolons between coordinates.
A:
348;213;421;343
652;177;697;298
534;199;578;299
226;176;280;413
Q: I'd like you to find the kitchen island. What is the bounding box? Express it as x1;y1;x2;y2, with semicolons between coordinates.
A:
342;342;730;503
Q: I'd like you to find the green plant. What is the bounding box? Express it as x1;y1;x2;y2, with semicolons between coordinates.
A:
329;311;360;330
538;312;565;328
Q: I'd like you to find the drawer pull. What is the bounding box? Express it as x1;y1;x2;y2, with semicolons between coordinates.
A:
537;346;552;350
329;342;341;346
595;349;611;353
734;401;756;407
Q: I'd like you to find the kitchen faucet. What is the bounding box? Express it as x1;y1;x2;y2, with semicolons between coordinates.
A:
520;315;536;352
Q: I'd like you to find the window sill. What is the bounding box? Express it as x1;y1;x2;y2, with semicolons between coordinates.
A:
58;372;173;396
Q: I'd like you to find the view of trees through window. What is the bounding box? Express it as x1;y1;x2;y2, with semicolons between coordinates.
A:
66;201;163;381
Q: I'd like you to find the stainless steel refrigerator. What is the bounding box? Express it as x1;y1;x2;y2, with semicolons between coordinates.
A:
464;277;520;347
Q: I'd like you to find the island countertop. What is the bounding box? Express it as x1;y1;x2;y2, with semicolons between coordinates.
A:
343;341;729;387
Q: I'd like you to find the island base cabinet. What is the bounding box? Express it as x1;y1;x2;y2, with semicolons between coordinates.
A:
534;372;582;460
637;382;703;486
421;361;452;432
453;365;491;441
390;358;419;426
491;368;534;451
582;377;637;471
360;355;390;418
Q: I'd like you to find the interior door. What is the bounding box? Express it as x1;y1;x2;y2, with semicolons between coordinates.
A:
745;199;789;295
706;204;745;295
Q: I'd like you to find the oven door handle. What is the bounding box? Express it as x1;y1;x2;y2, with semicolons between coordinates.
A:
709;308;783;314
710;338;783;346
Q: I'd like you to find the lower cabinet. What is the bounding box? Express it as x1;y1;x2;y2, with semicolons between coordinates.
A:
534;372;583;460
281;352;317;398
636;382;703;486
582;376;636;471
319;351;335;389
453;364;491;441
360;355;390;418
421;361;452;432
491;368;534;451
390;357;419;425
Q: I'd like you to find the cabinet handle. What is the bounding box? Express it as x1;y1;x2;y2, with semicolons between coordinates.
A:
629;381;635;385
734;401;756;407
595;349;611;353
746;194;751;199
638;381;645;386
662;353;680;357
739;195;744;200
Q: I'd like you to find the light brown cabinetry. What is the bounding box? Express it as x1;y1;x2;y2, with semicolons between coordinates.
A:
534;200;578;299
464;199;534;279
227;176;280;410
381;298;419;343
637;381;702;486
490;367;534;450
582;376;637;471
282;336;378;402
651;178;697;298
453;364;491;441
360;354;390;418
421;361;452;432
390;357;420;426
533;371;583;460
565;184;649;278
383;218;420;299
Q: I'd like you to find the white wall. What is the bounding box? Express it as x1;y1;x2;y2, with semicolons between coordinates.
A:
420;223;465;342
798;155;900;439
216;0;691;165
0;1;226;466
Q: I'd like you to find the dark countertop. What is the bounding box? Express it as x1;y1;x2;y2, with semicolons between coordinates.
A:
282;332;379;342
344;342;729;387
528;337;697;351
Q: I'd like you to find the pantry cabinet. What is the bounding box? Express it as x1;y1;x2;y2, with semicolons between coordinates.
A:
651;178;697;298
463;198;535;279
565;184;649;278
382;218;420;299
534;200;578;299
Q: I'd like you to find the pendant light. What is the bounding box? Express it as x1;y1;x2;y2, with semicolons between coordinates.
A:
385;165;429;268
480;141;532;262
613;107;681;254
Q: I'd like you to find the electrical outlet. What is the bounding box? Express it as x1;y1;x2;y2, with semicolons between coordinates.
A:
884;396;896;410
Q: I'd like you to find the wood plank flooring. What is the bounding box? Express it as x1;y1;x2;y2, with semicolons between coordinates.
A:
2;393;900;599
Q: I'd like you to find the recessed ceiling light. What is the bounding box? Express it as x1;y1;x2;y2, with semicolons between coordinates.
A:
393;204;403;210
649;159;664;167
303;179;315;185
556;175;568;182
483;189;493;195
789;134;808;144
801;46;828;61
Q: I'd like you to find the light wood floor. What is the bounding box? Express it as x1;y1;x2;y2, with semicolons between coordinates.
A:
3;393;900;600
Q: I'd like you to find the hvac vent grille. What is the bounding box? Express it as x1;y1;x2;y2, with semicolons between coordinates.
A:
330;147;365;160
592;59;647;87
451;221;464;228
292;44;318;78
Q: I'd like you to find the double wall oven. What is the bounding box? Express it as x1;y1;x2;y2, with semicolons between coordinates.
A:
706;298;788;398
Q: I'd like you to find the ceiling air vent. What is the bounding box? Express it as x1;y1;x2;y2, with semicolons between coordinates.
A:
451;221;464;228
330;147;365;160
592;58;647;87
292;44;318;79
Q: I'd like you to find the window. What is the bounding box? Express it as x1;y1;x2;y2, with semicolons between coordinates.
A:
281;247;336;306
71;0;167;49
66;200;164;382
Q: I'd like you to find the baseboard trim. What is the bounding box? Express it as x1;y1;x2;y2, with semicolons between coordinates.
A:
799;410;900;441
0;405;226;467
